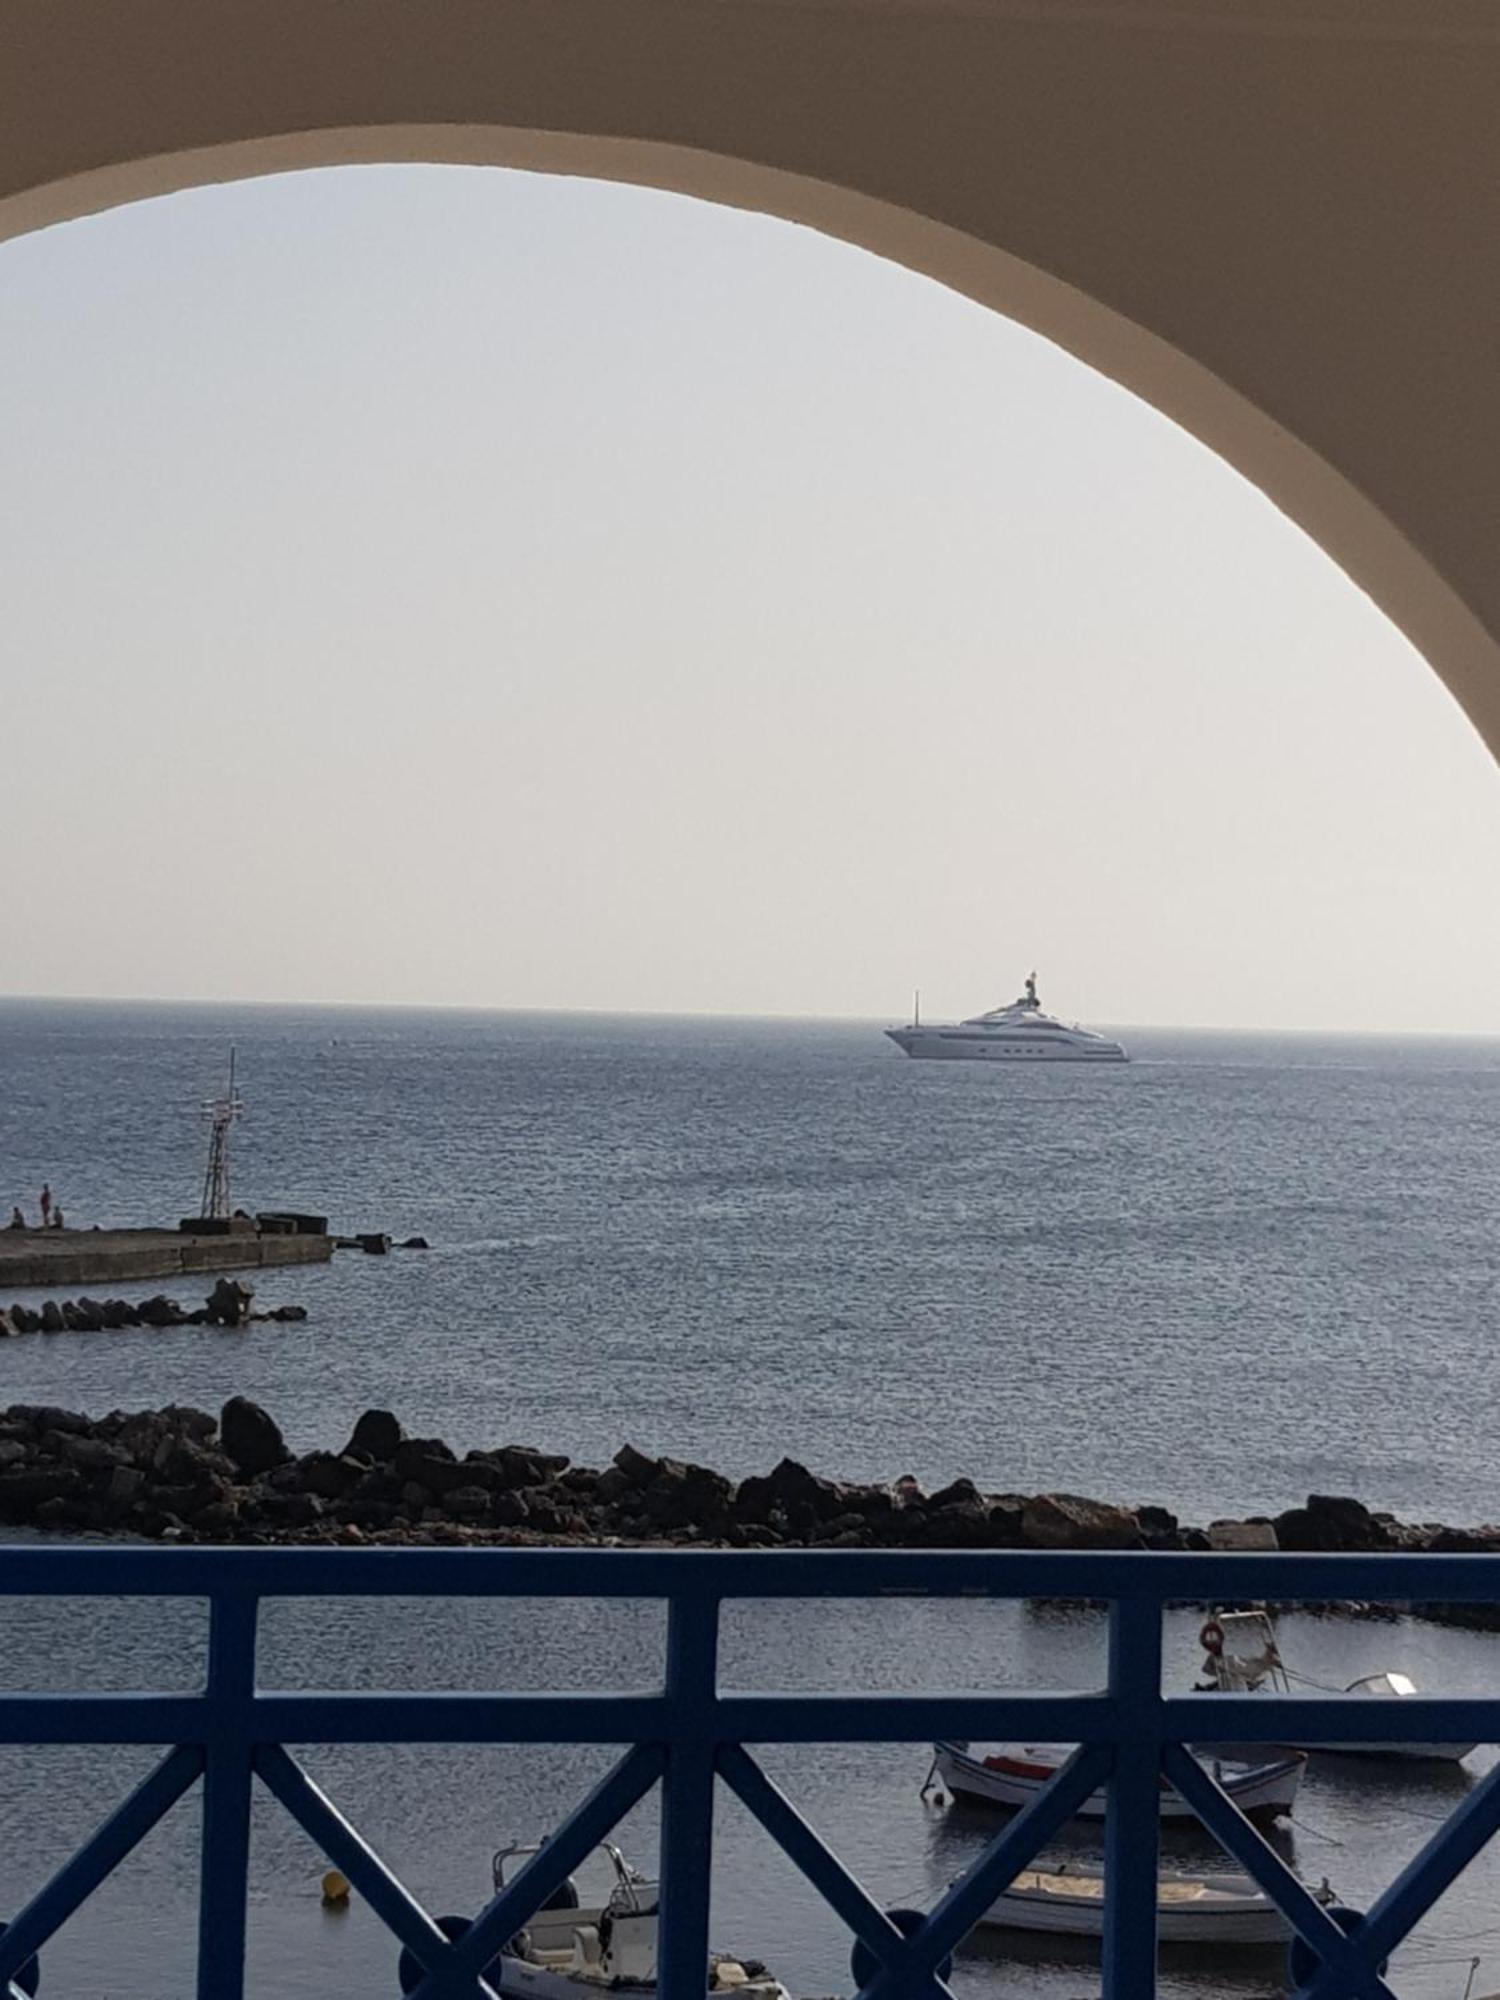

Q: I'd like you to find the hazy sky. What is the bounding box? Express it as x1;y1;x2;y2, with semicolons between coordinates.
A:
5;163;1500;1033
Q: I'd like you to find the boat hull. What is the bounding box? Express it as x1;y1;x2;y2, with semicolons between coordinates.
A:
976;1869;1293;1946
886;1028;1126;1062
933;1742;1303;1823
1297;1736;1477;1762
493;1958;789;1999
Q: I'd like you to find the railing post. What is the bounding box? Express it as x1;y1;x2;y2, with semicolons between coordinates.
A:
197;1592;258;2000
1103;1592;1163;2000
658;1590;720;2000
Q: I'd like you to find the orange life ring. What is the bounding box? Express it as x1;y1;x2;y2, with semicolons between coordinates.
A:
1200;1618;1226;1656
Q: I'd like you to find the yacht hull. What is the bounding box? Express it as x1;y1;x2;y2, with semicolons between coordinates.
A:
886;1028;1127;1062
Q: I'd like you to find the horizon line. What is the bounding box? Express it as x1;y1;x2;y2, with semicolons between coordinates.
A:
2;990;1499;1042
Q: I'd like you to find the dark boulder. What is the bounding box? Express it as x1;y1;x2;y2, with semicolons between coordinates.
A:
443;1485;493;1520
612;1443;661;1487
735;1458;849;1529
639;1459;734;1533
1307;1493;1394;1552
103;1464;146;1513
1136;1505;1181;1551
454;1457;504;1494
10;1405;91;1436
344;1409;403;1463
297;1452;366;1502
39;1302;65;1334
495;1445;569;1487
153;1475;233;1520
220;1397;291;1478
257;1490;324;1529
594;1464;636;1505
1274;1494;1394;1553
58;1434;130;1473
154;1437;235;1485
115;1412;173;1468
392;1441;468;1494
0;1466;83;1515
162;1405;217;1441
914;1495;1004;1548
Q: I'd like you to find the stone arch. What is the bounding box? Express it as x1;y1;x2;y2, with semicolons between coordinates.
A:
4;2;1499;750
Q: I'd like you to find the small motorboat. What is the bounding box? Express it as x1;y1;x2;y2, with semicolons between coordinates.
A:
970;1859;1336;1947
483;1840;790;1998
1197;1611;1477;1763
926;1740;1305;1824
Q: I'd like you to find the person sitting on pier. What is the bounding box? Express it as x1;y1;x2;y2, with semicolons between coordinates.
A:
49;1206;64;1231
6;1207;23;1231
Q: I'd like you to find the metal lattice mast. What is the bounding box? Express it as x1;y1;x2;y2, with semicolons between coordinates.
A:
199;1048;244;1220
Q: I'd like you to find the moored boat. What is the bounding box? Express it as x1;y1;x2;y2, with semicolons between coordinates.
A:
400;1841;790;1998
1196;1612;1477;1763
927;1739;1305;1824
970;1859;1336;1946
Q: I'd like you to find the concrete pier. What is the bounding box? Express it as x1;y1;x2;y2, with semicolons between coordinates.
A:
0;1228;333;1290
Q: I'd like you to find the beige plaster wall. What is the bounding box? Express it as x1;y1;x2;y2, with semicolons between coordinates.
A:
2;1;1497;748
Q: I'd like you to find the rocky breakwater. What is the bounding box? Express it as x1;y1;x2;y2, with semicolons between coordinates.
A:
0;1279;308;1336
0;1399;1493;1629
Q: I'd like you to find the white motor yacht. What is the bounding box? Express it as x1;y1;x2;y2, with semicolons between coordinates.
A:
885;974;1127;1063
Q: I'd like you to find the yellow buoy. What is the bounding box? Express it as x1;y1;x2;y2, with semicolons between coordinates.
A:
321;1869;352;1908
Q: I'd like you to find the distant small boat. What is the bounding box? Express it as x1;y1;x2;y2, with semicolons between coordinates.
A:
971;1859;1335;1947
927;1740;1304;1824
1197;1612;1477;1764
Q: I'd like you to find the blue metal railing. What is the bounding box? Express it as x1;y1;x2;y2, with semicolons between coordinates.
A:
0;1544;1498;1998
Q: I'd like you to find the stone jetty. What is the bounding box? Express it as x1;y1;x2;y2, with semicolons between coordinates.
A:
0;1224;333;1290
0;1397;1490;1629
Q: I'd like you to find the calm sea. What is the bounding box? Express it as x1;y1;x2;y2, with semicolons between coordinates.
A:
2;997;1500;1998
3;998;1500;1522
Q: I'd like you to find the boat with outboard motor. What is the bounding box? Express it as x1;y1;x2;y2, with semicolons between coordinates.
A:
478;1840;791;1998
885;974;1127;1062
1195;1611;1477;1763
924;1739;1305;1823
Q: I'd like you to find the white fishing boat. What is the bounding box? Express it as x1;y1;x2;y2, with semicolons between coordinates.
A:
885;974;1127;1063
1197;1612;1477;1763
971;1859;1336;1946
926;1740;1304;1824
483;1841;790;1999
